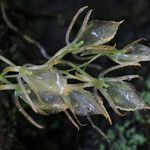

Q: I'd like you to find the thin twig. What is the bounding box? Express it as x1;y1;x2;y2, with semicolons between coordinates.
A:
87;115;113;150
65;6;88;44
99;63;140;77
1;1;49;59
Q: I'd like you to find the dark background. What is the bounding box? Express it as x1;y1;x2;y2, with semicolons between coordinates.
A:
0;0;150;150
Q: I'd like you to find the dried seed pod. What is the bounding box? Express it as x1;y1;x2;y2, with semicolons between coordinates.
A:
127;44;150;61
21;68;67;93
68;89;111;122
17;68;70;114
110;43;150;64
99;81;149;114
69;90;99;115
75;20;122;47
18;89;68;115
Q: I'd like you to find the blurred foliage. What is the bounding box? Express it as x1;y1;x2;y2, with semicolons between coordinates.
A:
98;120;146;150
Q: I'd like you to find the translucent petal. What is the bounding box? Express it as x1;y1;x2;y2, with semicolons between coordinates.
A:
76;20;122;46
21;68;67;94
100;81;149;112
18;89;67;114
68;89;110;121
110;53;139;64
69;90;100;116
111;44;150;64
127;44;150;61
